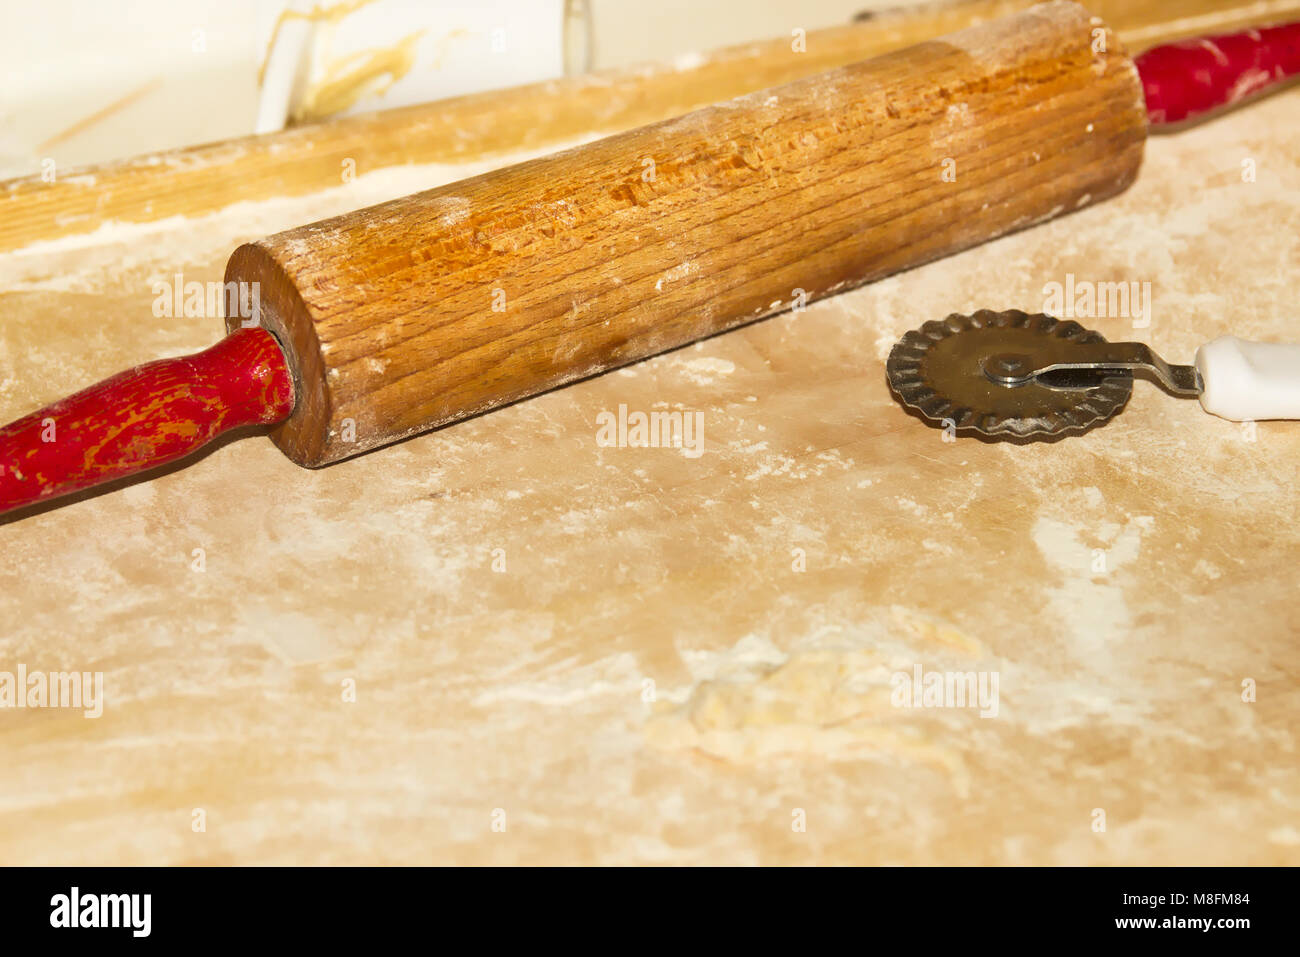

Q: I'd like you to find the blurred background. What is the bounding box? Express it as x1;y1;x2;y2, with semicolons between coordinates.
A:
0;0;890;178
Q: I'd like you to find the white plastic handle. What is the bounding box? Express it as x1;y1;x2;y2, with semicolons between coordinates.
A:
1195;336;1300;421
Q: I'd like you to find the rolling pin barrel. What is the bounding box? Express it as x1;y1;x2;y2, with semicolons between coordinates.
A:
225;0;1147;468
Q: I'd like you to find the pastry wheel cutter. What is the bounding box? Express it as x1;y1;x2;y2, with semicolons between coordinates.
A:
886;309;1300;439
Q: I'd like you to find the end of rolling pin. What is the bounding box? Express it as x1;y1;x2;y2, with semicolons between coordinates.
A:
1137;20;1300;127
0;328;295;516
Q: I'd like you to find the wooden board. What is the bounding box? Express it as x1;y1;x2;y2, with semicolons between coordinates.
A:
1;23;1298;866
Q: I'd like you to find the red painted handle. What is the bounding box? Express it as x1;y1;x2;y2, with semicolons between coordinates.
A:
0;328;294;515
1138;21;1300;127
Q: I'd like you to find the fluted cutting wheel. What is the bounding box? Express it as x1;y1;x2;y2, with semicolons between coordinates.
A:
886;310;1133;439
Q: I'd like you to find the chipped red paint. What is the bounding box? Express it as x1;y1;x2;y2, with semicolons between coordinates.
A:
0;328;294;515
1138;21;1300;127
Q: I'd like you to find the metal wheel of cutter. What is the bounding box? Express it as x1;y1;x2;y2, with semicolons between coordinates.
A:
886;310;1134;438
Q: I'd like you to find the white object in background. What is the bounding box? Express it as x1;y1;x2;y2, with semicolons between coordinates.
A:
256;0;588;133
1195;336;1300;421
255;12;315;135
0;0;265;177
0;0;588;177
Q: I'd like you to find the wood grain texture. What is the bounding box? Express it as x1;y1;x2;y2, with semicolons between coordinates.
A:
3;0;1294;254
225;1;1146;468
0;329;293;513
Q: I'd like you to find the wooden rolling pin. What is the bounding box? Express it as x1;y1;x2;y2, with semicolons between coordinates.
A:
2;2;1298;513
